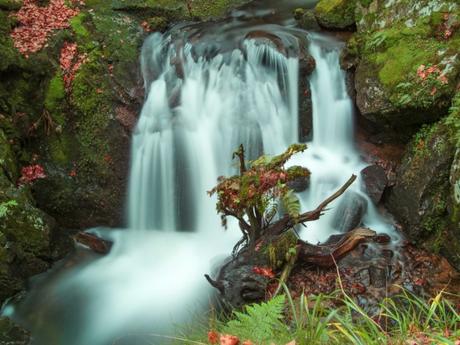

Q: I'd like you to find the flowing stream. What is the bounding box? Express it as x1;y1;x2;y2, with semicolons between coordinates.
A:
2;13;395;345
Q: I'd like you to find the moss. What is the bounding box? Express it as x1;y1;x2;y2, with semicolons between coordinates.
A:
0;0;22;11
264;231;298;269
69;13;90;40
315;0;356;29
44;72;65;114
71;49;112;174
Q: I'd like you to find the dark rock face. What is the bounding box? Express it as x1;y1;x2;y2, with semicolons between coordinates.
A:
386;119;460;270
361;165;388;204
298;52;315;142
332;191;368;233
0;317;31;345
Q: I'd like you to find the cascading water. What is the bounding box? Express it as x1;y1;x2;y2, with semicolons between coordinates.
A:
2;22;395;345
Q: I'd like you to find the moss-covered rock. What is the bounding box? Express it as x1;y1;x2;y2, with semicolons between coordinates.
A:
386;93;460;270
314;0;356;29
0;317;31;345
353;0;460;138
0;130;55;303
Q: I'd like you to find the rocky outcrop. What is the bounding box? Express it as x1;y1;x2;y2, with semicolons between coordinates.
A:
0;130;56;304
386;97;460;270
352;0;460;138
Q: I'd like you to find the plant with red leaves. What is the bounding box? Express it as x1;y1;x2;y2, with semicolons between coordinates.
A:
18;164;46;185
10;0;84;56
220;334;240;345
208;331;219;344
252;266;275;279
208;144;310;252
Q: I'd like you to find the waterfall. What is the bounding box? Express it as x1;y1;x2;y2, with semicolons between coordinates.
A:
128;33;299;233
3;30;395;345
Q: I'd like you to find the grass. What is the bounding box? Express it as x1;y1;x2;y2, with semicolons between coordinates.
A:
153;284;460;345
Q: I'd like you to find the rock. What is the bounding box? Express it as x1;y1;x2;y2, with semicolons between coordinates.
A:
386;113;460;269
245;31;286;55
353;0;460;137
0;317;31;345
298;52;315;142
332;191;368;233
314;0;356;30
294;8;320;31
0;130;55;304
360;165;388;204
287;166;310;192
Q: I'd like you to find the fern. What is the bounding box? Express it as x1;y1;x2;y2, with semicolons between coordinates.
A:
0;200;18;218
282;190;300;220
223;295;287;344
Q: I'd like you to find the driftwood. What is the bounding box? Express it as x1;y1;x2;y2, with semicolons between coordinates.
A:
73;232;113;254
296;228;387;267
264;174;358;238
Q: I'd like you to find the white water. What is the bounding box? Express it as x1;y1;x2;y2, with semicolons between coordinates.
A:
4;31;395;345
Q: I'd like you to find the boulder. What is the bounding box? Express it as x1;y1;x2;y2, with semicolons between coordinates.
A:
314;0;356;30
386;111;460;269
0;130;55;304
353;0;460;137
287;166;310;192
294;8;320;31
332;191;368;233
298;52;315;142
360;164;388;204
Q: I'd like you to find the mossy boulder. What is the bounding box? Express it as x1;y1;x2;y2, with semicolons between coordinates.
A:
0;317;31;345
353;0;460;138
0;130;55;303
314;0;356;29
294;8;320;31
386;94;460;270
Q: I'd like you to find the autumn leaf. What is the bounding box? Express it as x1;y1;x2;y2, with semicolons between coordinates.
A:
208;331;219;345
252;266;275;279
220;334;240;345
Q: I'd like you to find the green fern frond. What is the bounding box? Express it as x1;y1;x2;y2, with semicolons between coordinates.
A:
282;190;300;220
223;295;286;344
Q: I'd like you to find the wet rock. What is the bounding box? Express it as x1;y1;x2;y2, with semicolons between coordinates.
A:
245;31;286;55
298;52;315;142
287;166;310;192
314;0;356;30
294;8;320;31
207;254;269;309
361;164;388;204
0;317;31;345
332;192;368;233
368;266;387;288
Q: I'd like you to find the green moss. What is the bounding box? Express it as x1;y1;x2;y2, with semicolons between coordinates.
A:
0;0;22;11
44;73;65;114
315;0;356;29
264;231;298;269
71;50;111;173
70;13;90;40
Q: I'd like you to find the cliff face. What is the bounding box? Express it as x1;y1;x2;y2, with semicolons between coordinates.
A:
313;0;460;269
